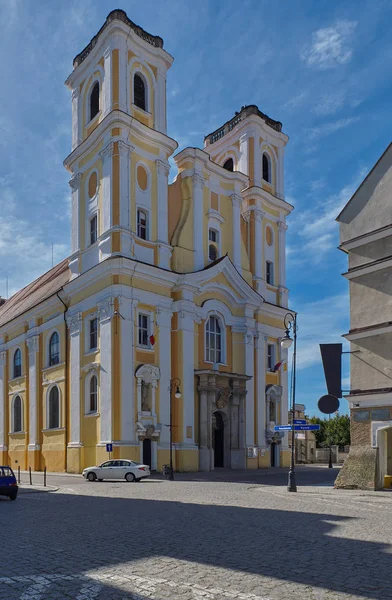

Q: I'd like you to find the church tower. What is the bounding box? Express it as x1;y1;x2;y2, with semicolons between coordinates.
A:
64;10;178;277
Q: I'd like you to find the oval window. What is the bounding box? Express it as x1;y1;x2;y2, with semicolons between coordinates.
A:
88;172;97;199
266;226;273;246
137;165;148;191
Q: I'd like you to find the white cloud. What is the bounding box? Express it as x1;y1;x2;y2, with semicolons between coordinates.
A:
313;91;345;116
301;20;357;69
283;91;308;110
308;117;360;140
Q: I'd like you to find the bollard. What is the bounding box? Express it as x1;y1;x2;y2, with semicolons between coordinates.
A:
29;466;32;485
18;466;20;484
44;466;47;487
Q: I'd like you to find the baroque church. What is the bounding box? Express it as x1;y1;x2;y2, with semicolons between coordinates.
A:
0;10;293;473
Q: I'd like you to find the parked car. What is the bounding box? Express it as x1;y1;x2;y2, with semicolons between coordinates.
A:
82;459;150;482
0;466;18;500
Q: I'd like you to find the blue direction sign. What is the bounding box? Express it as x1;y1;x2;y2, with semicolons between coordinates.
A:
293;419;307;425
275;424;321;432
106;443;113;453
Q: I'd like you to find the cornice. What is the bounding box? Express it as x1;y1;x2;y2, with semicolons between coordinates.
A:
241;185;294;216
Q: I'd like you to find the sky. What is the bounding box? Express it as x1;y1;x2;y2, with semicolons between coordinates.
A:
0;0;391;417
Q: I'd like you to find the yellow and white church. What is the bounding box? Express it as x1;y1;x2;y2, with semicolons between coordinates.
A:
0;10;294;474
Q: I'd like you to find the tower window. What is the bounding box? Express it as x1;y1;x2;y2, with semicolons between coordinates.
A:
266;261;274;285
13;348;21;379
138;314;150;347
134;74;146;111
13;396;22;433
262;153;271;183
49;332;60;366
90;215;98;245
137;209;148;240
89;318;98;351
267;343;275;371
223;158;234;171
206;316;222;364
208;228;219;262
89;82;100;122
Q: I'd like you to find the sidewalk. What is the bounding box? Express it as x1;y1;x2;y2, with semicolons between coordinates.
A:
18;483;58;493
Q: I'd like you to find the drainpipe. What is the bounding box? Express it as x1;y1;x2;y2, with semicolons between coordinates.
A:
56;291;69;472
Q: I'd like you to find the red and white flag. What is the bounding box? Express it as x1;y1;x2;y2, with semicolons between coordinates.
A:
272;360;286;373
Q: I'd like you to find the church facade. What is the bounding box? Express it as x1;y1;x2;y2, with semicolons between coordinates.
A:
0;10;294;474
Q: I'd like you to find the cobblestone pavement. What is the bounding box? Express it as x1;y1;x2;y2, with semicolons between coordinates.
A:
2;467;392;600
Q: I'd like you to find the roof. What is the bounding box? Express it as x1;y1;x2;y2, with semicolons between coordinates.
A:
336;142;392;223
204;105;283;146
73;9;164;68
0;259;70;329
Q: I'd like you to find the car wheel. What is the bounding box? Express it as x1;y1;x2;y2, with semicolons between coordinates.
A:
125;472;135;482
87;472;97;482
9;493;17;501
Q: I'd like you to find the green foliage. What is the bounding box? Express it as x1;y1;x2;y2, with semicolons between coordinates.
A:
308;414;350;448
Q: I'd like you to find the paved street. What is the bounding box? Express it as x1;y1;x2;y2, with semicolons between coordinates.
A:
2;466;392;600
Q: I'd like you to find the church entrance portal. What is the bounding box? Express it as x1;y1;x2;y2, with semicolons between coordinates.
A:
143;438;152;468
270;442;276;467
213;411;224;468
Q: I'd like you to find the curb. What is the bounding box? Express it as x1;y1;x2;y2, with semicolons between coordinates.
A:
18;484;59;494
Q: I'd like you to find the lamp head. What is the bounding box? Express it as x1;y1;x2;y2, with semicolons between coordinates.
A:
175;386;182;399
280;330;293;349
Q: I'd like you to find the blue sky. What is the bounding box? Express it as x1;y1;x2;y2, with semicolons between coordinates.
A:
1;0;391;416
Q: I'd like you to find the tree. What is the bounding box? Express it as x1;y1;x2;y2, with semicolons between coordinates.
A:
308;414;350;448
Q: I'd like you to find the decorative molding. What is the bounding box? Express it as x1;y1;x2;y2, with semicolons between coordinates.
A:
82;362;99;374
278;220;288;232
69;172;82;191
135;363;160;382
99;141;115;163
192;173;205;189
118;140;134;158
66;312;82;335
26;335;39;354
231;193;242;208
98;299;114;323
0;351;6;367
156;159;170;178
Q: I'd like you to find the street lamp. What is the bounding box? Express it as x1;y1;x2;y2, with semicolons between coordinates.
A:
280;312;297;493
168;378;181;481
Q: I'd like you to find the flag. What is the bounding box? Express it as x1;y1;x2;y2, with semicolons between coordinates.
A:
149;334;155;347
272;361;285;373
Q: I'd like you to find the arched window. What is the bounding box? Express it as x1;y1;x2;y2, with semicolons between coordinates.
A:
49;332;60;366
89;82;100;121
48;386;60;429
13;349;21;378
206;316;222;364
134;74;146;111
13;396;22;433
89;375;98;413
262;153;271;183
223;158;234;171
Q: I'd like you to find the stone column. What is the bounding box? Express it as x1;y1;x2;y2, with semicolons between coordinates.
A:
0;350;6;456
67;312;82;472
256;330;267;449
118;141;133;229
27;335;40;463
156;68;167;133
99;142;114;234
231;193;242;272
136;379;142;414
253;137;262;187
71;88;81;151
151;381;157;416
238;133;249;175
244;330;255;446
98;299;114;444
156;160;171;269
178;310;195;445
278;220;288;307
156;307;172;446
193;173;205;270
117;36;127;113
119;297;137;444
253;209;265;294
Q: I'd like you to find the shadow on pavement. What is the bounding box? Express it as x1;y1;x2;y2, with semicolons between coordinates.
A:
1;490;390;599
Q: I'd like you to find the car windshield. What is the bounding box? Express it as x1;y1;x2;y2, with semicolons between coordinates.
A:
0;467;13;477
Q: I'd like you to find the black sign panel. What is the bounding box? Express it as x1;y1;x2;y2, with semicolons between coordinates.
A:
320;343;342;398
318;394;340;415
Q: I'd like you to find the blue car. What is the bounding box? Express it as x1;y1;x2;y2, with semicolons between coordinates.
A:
0;466;18;500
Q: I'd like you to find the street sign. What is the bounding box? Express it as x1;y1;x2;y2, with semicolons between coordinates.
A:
106;443;113;453
274;424;321;432
293;419;306;425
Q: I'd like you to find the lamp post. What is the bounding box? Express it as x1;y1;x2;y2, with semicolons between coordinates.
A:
328;414;333;468
168;378;181;481
280;312;297;493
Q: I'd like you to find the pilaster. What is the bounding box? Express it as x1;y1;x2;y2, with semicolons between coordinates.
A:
69;172;82;256
244;330;255;446
156;68;167;134
156;159;171;268
98;299;114;444
239;133;250;175
156;307;172;446
0;350;7;454
26;335;40;459
67;313;82;447
256;330;267;448
71;88;81;151
103;45;112;117
178;309;196;444
253;209;265;294
231;193;242;272
119;297;137;443
118;140;134;230
192;173;205;270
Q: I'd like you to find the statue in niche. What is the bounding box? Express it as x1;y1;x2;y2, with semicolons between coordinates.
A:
141;380;151;411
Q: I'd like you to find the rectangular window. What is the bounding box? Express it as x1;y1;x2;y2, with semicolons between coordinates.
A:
267;344;275;371
137;209;148;240
90;215;98;245
209;229;218;243
89;318;98;351
266;261;274;285
138;314;150;347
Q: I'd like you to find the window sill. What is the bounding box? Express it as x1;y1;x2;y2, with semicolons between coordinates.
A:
9;376;24;383
137;345;154;353
132;104;152;117
42;427;65;433
42;362;65;373
84;412;99;418
86;110;101;128
204;360;227;367
85;349;99;357
9;431;26;436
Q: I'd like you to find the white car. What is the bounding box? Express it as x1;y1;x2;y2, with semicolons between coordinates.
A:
82;460;150;482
